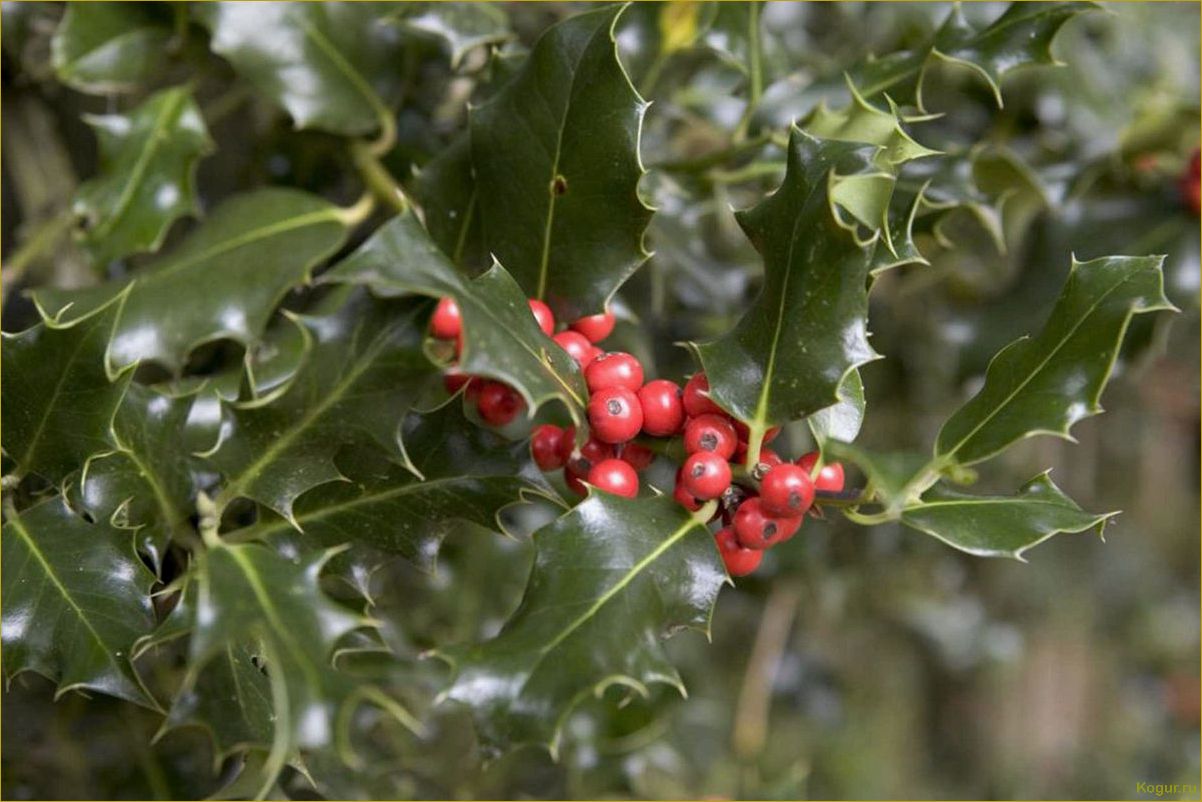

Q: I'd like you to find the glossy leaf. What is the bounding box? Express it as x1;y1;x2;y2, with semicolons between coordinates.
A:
415;134;485;272
32;189;352;373
1;496;157;708
823;440;931;514
437;494;724;754
690;129;885;453
935;255;1175;467
148;541;409;797
470;4;652;320
852;2;1097;109
807;370;866;447
51;2;172;93
324;213;588;422
901;472;1115;560
197;2;402;138
228;401;557;572
74;86;213;267
802;81;938;170
207;292;436;523
74;384;196;573
1;288;131;484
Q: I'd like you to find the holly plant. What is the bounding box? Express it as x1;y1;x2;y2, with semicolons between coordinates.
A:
1;1;1194;799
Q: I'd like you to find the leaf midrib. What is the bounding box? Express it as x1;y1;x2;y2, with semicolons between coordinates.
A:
297;11;390;122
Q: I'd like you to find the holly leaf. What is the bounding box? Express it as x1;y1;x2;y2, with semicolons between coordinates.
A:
1;287;132;485
73;384;196;574
802;81;939;169
415;134;486;272
31;188;353;374
1;496;158;708
390;3;510;68
206;292;436;524
74;86;213;268
324;212;588;423
853;2;1098;110
807;370;866;447
437;494;724;755
469;4;652;320
901;472;1115;560
822;440;931;514
51;2;172;93
935;255;1175;467
690;128;886;453
197;2;402;138
144;541;414;798
227;401;557;572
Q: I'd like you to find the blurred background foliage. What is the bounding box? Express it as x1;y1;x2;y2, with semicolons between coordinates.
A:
1;1;1198;799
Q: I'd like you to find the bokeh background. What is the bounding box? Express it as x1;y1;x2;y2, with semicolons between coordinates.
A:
2;2;1199;799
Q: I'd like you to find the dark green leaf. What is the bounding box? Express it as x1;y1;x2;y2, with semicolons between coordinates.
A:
822;440;931;513
690;129;885;453
415;134;485;272
32;188;353;373
935;255;1175;467
206;292;436;523
437;494;724;754
324;212;588;422
197;2;402;138
470;4;652;320
228;401;558;572
51;2;172;93
1;288;132;484
75;86;213;267
74;384;196;573
901;472;1115;560
852;2;1098;109
807;369;866;447
1;496;157;708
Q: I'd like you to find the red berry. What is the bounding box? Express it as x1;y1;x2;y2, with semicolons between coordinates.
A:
683;414;737;459
528;299;555;336
556;425;577;464
552;331;598;369
564;463;588;497
681;451;731;500
715;526;762;577
587;458;639;498
431;297;461;340
638;379;685;436
585;351;644;393
531;424;566;471
587;386;643;444
570;309;616;343
733;498;801;550
619;442;655;471
756;448;783;470
759;464;814;518
683;373;723;417
443;371;472;395
568;436;615;475
476;381;523;426
797;451;846;492
673;471;703;511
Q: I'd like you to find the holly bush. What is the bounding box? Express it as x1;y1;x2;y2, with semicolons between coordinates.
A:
1;2;1198;799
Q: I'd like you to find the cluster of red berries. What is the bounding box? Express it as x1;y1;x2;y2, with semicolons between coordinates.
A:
1180;148;1200;216
429;295;847;580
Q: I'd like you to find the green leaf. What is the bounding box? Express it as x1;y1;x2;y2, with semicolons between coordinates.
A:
197;2;402;138
228;401;557;572
690;128;885;452
146;541;412;798
900;472;1115;560
2;496;158;708
74;86;213;267
415;134;485;272
807;369;866;447
31;188;353;374
822;441;931;514
935;255;1175;467
437;494;724;755
51;2;172;93
324;212;588;422
74;384;196;573
206;292;437;524
853;2;1098;110
469;4;652;320
802;81;939;169
391;3;510;67
1;288;132;484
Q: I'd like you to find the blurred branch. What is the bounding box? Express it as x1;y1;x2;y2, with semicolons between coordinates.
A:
732;581;802;761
